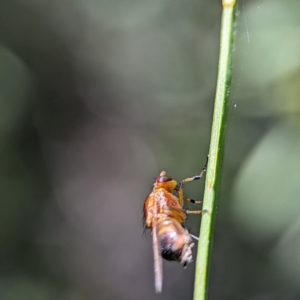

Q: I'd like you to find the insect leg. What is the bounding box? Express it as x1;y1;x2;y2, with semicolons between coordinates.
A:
185;209;202;214
178;184;185;207
180;157;208;184
185;197;202;204
177;157;208;207
178;191;203;207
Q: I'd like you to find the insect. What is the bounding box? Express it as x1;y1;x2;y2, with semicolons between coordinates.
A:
143;163;207;293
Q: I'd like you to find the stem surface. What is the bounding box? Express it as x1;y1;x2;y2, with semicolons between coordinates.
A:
193;1;237;299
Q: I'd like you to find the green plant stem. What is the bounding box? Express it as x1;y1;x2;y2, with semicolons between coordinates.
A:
193;1;237;299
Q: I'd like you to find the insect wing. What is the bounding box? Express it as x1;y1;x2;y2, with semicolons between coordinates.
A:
152;193;163;293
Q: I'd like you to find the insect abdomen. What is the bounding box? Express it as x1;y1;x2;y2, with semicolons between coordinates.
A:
156;217;193;264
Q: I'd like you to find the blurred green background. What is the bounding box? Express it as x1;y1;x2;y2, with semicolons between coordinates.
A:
1;0;300;299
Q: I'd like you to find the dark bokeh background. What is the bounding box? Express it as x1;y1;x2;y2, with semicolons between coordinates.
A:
1;0;300;299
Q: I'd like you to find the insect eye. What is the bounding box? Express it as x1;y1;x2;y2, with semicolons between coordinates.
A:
157;175;172;183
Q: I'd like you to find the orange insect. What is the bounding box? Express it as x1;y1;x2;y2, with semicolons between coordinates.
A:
143;163;207;293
